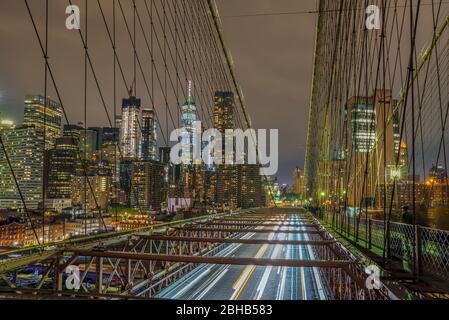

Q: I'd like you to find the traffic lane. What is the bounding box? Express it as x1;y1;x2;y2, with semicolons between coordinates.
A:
235;231;306;300
229;218;305;300
157;231;272;300
190;232;274;300
157;239;249;299
158;217;322;300
231;231;283;300
235;218;322;300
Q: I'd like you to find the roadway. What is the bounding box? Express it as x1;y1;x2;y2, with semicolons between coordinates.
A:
157;215;329;300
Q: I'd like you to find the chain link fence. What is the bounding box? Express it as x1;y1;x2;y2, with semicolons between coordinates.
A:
313;210;449;283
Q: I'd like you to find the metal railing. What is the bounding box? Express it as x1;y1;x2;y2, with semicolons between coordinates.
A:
313;210;449;283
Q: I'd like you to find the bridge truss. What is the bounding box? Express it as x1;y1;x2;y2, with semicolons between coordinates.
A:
0;209;393;300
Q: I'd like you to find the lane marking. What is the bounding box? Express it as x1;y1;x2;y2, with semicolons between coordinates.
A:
196;268;229;300
230;227;278;301
231;244;268;300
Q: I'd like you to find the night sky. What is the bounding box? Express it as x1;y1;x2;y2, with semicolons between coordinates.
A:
0;0;317;185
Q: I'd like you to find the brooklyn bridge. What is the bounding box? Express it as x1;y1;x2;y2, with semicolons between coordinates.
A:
0;0;449;300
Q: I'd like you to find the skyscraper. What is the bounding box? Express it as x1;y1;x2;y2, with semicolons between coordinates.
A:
214;91;238;209
72;172;111;211
214;91;236;164
217;165;238;209
179;81;199;200
345;95;376;207
45;137;78;211
120;93;141;159
214;92;235;134
79;129;98;160
345;90;400;208
237;164;262;209
24;95;62;149
119;159;134;207
101;127;120;198
102;127;120;148
293;167;303;196
141;109;158;161
131;161;165;210
159;147;171;203
0;125;45;209
63;124;83;143
180;81;198;165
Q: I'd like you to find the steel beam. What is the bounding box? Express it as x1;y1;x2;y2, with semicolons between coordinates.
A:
65;250;354;268
0;251;57;275
175;227;325;234
204;222;319;228
219;218;313;223
139;235;336;246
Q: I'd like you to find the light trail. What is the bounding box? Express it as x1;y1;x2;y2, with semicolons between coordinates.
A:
157;213;330;300
230;227;274;300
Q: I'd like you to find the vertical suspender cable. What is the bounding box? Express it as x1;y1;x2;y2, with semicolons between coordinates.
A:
42;0;49;245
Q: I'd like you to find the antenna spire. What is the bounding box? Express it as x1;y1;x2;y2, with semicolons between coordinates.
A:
187;80;193;104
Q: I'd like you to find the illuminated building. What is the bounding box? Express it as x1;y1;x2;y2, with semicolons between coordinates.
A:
64;124;101;160
214;91;238;208
214;91;236;164
168;165;183;199
178;81;199;202
79;128;99;159
429;164;447;184
141;109;158;161
180;81;198;165
118;214;154;231
31;222;65;244
64;218;103;238
72;162;111;211
214;91;235;150
45;137;78;207
100;127;120;204
374;90;397;194
272;178;281;202
262;176;274;206
345;95;375;207
63;124;83;143
159;147;171;164
119;159;133;206
24;95;62;149
345;91;399;208
386;140;409;182
120;93;141;159
0;222;25;247
159;147;172;204
204;169;218;207
217;165;238;209
102;127;120;148
193;163;205;204
293;167;303;196
379;182;427;210
238;164;262;209
0;125;44;210
131;161;166;210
